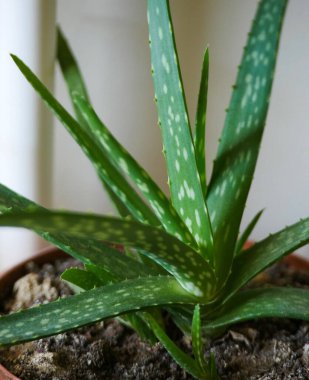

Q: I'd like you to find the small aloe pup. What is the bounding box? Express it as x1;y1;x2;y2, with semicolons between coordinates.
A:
0;0;308;378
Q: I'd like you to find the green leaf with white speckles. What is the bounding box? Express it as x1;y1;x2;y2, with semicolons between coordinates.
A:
207;0;288;285
192;305;210;375
73;94;196;248
62;265;161;344
205;287;309;334
47;233;160;279
147;0;213;258
57;27;90;126
220;218;309;303
194;48;209;198
11;54;158;226
0;276;196;347
0;210;216;300
57;28;131;219
0;184;158;279
0;183;37;213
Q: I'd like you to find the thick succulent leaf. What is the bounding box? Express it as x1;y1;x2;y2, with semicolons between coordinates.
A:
221;218;309;302
192;305;209;374
84;263;119;284
147;0;213;257
145;313;208;380
206;287;309;333
62;265;160;344
194;48;209;198
0;184;160;280
46;233;159;279
208;353;221;380
74;94;196;248
61;267;106;290
235;209;264;255
207;0;288;284
0;210;216;300
57;29;131;218
0;275;196;347
0;182;159;283
0;183;37;213
11;55;158;226
0;184;157;279
57;27;90;124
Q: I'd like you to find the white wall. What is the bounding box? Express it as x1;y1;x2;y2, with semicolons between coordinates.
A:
0;0;56;269
54;0;308;257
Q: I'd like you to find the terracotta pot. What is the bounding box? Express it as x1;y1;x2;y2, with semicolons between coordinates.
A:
0;246;68;380
0;246;308;380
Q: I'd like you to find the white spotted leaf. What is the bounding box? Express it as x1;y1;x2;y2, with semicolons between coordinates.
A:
73;94;196;248
57;28;90;126
221;218;309;303
192;305;210;375
206;287;309;334
206;0;288;285
0;184;158;279
0;210;216;300
0;276;196;347
147;0;213;258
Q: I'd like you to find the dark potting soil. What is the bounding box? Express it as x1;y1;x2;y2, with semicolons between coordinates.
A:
0;257;308;380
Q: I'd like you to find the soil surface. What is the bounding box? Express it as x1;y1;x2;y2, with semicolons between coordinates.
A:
0;257;308;380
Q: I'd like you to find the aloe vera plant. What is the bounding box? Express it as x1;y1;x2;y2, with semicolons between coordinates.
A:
0;0;308;378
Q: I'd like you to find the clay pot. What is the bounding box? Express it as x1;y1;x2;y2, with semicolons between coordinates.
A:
0;247;68;380
0;246;308;380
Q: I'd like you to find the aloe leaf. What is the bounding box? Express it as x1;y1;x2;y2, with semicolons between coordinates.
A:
62;265;159;344
207;0;288;284
0;275;196;347
145;313;207;380
221;218;309;302
0;184;158;279
235;209;264;255
194;48;209;198
0;210;216;299
46;233;159;279
0;183;38;213
11;55;158;226
61;267;106;290
85;263;121;283
206;287;309;333
74;94;196;248
57;29;130;218
192;305;209;374
0;184;155;282
85;264;119;285
147;0;213;258
57;27;90;123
